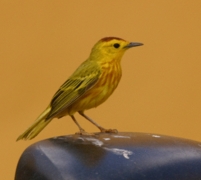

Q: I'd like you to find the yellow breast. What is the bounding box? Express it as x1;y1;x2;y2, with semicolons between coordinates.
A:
68;61;122;114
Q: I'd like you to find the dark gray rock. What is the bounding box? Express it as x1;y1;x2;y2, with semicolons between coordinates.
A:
15;132;201;180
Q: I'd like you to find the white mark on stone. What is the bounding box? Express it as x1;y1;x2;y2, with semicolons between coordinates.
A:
103;138;111;141
152;135;161;138
78;137;85;141
85;138;104;146
104;147;133;159
113;135;131;139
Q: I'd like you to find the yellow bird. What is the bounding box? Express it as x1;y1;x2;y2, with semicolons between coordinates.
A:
17;37;143;141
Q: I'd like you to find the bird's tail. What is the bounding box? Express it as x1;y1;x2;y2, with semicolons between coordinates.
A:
16;106;52;141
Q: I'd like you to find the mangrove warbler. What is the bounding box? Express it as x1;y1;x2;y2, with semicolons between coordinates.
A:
17;37;143;141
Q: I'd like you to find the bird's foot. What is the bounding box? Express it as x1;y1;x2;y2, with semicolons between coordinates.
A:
75;129;95;136
99;128;118;134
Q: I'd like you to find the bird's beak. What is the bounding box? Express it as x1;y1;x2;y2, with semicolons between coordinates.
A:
125;42;143;48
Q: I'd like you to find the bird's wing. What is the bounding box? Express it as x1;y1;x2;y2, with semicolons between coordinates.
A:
46;61;101;119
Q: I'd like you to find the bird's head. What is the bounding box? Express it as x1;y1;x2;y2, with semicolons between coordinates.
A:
90;37;143;62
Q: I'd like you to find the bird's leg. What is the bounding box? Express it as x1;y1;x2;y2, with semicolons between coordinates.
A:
70;115;85;134
70;115;94;135
78;111;118;133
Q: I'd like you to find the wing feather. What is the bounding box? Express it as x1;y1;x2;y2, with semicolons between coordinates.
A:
46;61;101;119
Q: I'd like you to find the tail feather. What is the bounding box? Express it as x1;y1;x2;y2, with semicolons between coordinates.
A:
17;106;52;141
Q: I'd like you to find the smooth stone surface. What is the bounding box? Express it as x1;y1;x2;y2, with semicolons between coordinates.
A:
15;132;201;180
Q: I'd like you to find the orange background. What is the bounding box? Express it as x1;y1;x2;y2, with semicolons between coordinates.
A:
1;1;201;179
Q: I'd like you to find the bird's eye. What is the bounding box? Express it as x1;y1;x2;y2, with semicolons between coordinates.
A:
113;43;120;48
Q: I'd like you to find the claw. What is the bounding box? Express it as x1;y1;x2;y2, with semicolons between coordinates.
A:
100;128;118;134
